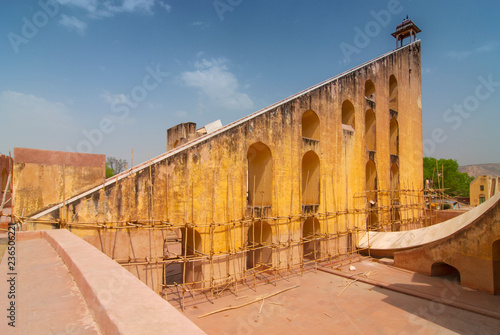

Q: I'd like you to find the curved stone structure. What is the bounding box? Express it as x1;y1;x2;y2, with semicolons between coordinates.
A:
358;193;500;294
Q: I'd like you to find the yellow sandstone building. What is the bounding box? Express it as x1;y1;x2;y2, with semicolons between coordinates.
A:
25;24;424;295
470;175;500;207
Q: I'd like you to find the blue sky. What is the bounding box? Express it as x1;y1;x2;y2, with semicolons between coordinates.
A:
0;0;499;166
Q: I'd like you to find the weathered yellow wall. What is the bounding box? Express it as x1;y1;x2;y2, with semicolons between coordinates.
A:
36;42;423;286
13;148;105;217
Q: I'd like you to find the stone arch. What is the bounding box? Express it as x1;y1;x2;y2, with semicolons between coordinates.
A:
302;151;320;205
247;220;273;270
431;262;461;283
390;118;399;155
390;163;400;198
247;142;273;207
302;110;320;140
493;240;500;295
389;75;398;111
342;100;355;129
366;160;377;203
181;227;203;285
365;79;375;100
365;109;376;151
366;212;379;230
303;217;321;261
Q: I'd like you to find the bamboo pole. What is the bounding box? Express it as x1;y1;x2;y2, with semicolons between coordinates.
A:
198;285;300;318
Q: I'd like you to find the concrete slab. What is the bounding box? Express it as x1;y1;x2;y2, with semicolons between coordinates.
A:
175;261;500;334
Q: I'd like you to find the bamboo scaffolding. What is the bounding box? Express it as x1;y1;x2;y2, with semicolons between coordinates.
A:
14;187;436;310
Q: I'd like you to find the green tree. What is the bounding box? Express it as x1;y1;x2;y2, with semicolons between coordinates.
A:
423;157;474;197
106;163;115;178
106;157;128;178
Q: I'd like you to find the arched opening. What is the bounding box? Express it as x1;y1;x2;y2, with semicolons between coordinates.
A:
303;217;321;261
302;110;320;140
302;151;320;205
389;75;398;111
390;118;399;155
365;110;376;151
247;142;273;207
366;160;377;203
247;220;273;270
163;228;182;285
365;80;375;100
366;212;379;230
1;168;7;192
493;240;500;295
181;228;203;286
390;163;400;199
391;209;401;231
341;100;355;129
431;262;461;283
173;140;179;149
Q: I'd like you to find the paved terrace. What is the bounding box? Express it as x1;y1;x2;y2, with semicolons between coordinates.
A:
1;229;500;334
0;230;205;335
175;260;500;335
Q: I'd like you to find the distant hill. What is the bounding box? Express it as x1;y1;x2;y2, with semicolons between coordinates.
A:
459;163;500;179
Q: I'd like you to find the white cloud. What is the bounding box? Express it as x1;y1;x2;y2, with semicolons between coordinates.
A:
56;0;167;18
190;21;210;29
56;0;96;11
100;92;136;124
0;91;79;152
181;58;254;111
158;1;171;13
101;91;129;105
1;91;72;122
59;14;87;35
446;41;498;61
119;0;156;14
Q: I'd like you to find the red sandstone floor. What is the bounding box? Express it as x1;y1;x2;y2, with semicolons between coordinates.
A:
171;260;500;335
0;236;102;335
3;234;500;334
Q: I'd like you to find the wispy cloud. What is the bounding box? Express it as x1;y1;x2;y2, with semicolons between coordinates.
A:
59;14;87;35
100;91;136;124
158;1;171;13
0;91;78;151
101;91;129;105
446;41;498;61
56;0;170;21
190;21;210;29
181;58;254;111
